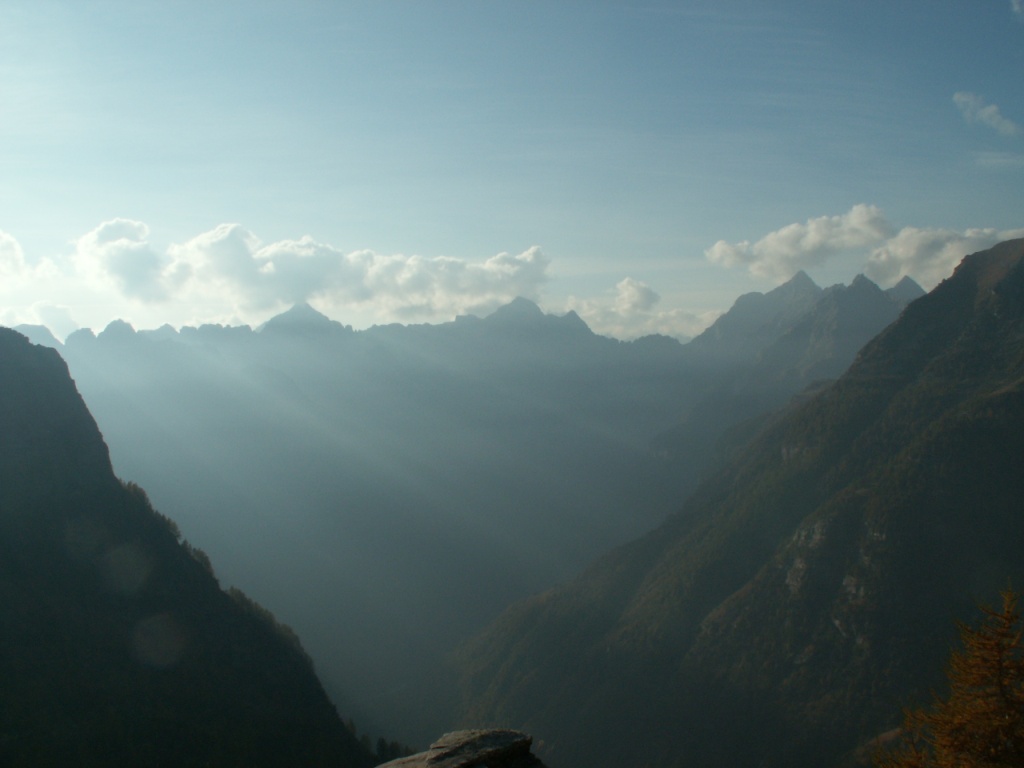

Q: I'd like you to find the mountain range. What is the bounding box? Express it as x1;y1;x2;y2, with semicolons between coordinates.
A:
12;270;921;745
453;238;1024;768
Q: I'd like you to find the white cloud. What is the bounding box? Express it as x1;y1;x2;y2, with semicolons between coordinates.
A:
953;92;1021;137
864;226;1024;288
74;221;554;321
707;206;1024;291
705;204;894;280
0;221;553;333
568;278;714;341
1013;0;1023;18
74;219;168;301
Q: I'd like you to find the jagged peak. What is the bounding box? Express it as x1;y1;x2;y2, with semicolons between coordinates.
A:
258;302;348;334
848;273;883;292
558;309;594;334
757;270;822;303
266;301;330;323
785;269;820;291
885;275;926;304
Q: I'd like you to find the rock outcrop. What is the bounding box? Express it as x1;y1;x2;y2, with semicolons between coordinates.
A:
378;730;546;768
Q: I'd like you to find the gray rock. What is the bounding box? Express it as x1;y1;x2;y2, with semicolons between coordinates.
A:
378;730;546;768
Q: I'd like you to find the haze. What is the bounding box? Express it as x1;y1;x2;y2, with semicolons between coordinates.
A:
1;1;1022;340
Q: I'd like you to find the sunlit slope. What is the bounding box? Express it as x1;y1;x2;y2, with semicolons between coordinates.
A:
455;239;1024;768
0;328;372;767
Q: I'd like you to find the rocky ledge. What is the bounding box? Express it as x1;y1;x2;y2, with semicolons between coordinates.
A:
377;730;546;768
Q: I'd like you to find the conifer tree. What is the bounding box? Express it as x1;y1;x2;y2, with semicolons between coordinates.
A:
876;590;1024;767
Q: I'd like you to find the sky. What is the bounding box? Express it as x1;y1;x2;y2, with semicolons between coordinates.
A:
1;0;1022;341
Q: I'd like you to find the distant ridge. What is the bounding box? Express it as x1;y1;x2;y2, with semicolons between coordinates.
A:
479;297;594;336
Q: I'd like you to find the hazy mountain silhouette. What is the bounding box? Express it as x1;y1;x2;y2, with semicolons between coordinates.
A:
454;240;1024;768
12;323;62;348
884;274;927;304
26;281;915;745
685;269;824;366
258;301;353;336
655;272;922;488
0;328;373;767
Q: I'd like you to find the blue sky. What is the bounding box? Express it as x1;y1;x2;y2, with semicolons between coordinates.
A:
1;0;1022;340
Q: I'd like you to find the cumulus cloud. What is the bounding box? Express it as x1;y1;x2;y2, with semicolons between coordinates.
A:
707;205;1024;291
705;204;894;281
953;92;1021;137
1013;0;1023;18
70;220;551;322
568;278;714;341
74;219;169;301
865;226;1024;287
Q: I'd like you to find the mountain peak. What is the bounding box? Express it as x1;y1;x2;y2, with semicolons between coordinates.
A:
885;275;926;304
97;319;137;342
787;269;818;289
485;297;545;323
768;270;822;302
848;273;883;293
259;302;349;335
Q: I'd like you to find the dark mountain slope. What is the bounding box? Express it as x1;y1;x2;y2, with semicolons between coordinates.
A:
454;238;1024;768
0;328;373;767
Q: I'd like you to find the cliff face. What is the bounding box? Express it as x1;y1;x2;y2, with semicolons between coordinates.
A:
0;328;373;767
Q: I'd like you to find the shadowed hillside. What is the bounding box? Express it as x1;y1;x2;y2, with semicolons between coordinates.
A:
0;328;374;767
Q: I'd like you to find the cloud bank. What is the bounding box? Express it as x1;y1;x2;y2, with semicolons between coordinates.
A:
706;204;1024;290
70;220;551;321
705;204;894;281
953;92;1021;137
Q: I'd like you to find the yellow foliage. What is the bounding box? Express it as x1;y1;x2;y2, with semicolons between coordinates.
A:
876;590;1024;767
